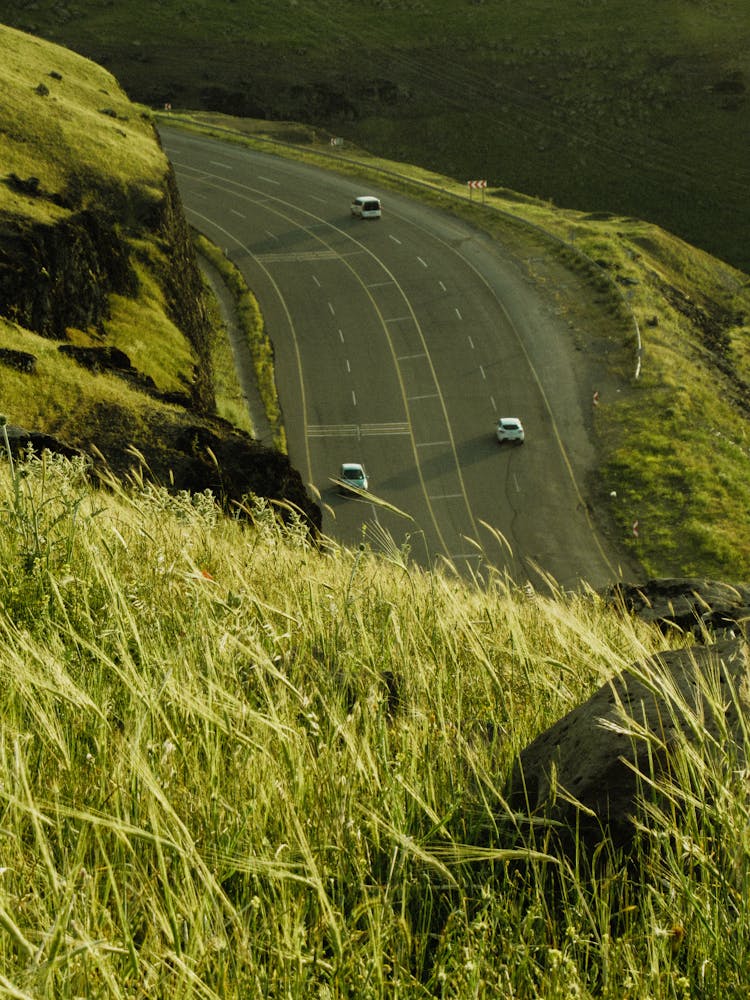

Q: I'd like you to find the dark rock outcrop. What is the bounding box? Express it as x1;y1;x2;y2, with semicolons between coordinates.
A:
0;348;36;373
509;638;750;855
150;163;216;414
2;423;86;463
58;344;158;393
606;577;750;636
165;421;322;533
7;174;42;198
1;417;321;536
0;208;137;339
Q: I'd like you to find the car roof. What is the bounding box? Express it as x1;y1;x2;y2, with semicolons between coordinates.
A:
341;462;364;472
498;417;521;424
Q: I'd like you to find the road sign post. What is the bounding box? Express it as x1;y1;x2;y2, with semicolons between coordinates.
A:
467;179;487;203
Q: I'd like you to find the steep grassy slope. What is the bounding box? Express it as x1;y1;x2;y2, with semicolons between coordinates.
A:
4;0;750;272
2;450;749;998
0;25;210;414
0;25;318;527
0;22;164;224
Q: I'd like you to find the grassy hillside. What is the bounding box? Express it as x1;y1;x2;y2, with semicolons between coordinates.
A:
3;24;750;999
0;25;202;430
2;445;750;997
4;0;750;273
0;23;164;225
0;25;302;517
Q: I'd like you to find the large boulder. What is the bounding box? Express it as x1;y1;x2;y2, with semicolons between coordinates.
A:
509;638;750;854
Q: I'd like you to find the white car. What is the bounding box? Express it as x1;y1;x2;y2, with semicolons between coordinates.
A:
496;417;525;444
350;195;382;219
339;462;369;493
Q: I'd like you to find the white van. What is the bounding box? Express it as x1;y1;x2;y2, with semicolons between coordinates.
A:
350;195;382;219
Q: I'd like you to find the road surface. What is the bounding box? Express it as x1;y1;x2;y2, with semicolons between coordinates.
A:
160;125;635;590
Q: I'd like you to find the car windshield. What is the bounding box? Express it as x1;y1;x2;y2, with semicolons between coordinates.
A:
343;468;362;480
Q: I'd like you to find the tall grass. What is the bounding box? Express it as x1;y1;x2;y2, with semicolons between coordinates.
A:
1;433;749;996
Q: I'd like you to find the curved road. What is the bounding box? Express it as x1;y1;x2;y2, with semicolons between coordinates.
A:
160;125;630;590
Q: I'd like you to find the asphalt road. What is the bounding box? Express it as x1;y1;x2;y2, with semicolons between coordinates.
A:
160;125;632;591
